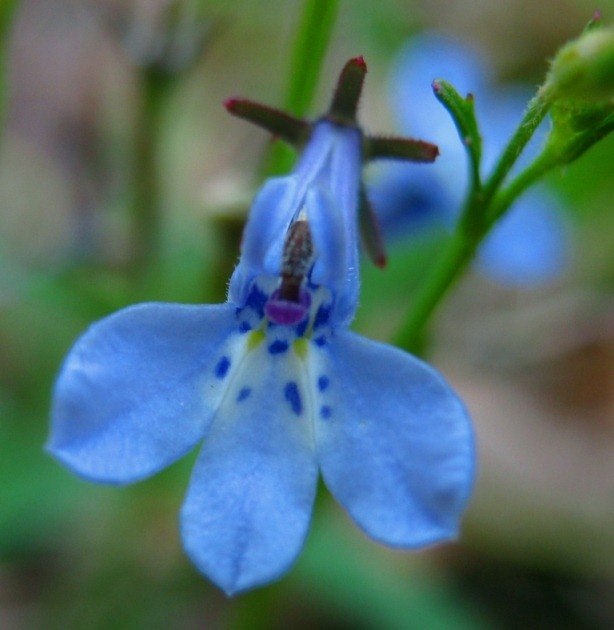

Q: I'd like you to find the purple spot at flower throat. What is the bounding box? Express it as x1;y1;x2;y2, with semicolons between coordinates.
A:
265;289;311;326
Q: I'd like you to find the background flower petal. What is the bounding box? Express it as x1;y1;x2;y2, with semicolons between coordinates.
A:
315;331;475;547
477;187;570;286
47;302;237;483
367;162;456;238
375;32;489;231
180;340;318;595
390;32;489;145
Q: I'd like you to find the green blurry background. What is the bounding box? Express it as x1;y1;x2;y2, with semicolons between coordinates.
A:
2;0;614;628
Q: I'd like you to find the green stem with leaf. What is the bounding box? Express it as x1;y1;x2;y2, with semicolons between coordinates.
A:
394;16;614;354
394;92;552;353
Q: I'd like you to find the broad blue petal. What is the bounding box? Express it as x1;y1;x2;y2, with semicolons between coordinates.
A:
47;302;237;483
315;331;475;547
180;335;318;595
477;187;570;286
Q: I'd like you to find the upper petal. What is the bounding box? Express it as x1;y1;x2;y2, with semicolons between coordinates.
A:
314;330;475;547
302;121;362;325
308;186;358;327
47;302;238;484
228;176;300;307
180;336;318;595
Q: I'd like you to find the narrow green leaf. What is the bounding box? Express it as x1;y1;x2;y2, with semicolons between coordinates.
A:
432;79;482;188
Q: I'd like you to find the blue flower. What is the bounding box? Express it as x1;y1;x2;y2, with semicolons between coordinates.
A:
47;118;475;595
370;32;570;286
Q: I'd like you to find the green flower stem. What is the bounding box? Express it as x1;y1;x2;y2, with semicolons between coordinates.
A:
263;0;339;176
558;112;614;164
486;154;556;226
0;0;19;139
395;95;552;353
129;67;169;276
393;229;477;353
480;95;550;204
285;0;340;117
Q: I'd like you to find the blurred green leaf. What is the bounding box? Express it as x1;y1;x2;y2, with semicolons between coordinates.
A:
291;501;493;630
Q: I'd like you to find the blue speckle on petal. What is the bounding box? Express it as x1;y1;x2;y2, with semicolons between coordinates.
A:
317;376;329;392
284;382;302;416
246;284;268;317
239;321;252;333
314;335;327;347
295;318;309;338
313;304;331;330
320;405;332;419
268;340;289;355
215;356;231;379
237;387;251;402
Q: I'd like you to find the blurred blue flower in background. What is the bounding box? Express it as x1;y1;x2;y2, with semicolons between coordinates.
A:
370;32;570;286
47;117;474;595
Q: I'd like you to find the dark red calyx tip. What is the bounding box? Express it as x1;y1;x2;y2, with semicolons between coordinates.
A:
328;56;368;124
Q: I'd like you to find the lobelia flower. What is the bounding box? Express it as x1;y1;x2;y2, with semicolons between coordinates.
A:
47;59;475;595
369;32;570;286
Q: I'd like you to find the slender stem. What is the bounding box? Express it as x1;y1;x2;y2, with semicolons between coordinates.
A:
393;230;477;353
130;67;168;275
394;95;552;353
262;0;339;176
0;0;19;140
486;154;556;226
482;95;550;201
284;0;340;117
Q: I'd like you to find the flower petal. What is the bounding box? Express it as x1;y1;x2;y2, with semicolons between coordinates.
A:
477;187;570;286
228;176;300;307
304;121;362;326
47;302;238;483
308;186;358;327
315;330;475;547
180;336;318;595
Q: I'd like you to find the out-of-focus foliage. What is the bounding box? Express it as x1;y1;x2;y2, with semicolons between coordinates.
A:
2;0;614;628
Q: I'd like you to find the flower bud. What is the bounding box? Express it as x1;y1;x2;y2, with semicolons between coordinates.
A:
542;27;614;103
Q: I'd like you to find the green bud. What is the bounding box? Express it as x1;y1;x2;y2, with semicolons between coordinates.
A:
542;27;614;103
